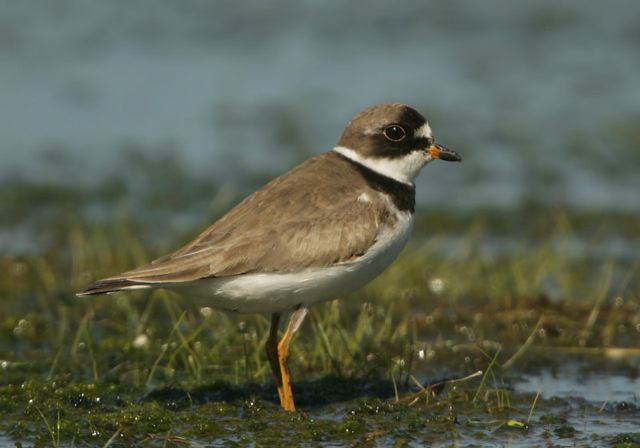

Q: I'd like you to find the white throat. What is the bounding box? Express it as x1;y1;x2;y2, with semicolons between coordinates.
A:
333;146;433;185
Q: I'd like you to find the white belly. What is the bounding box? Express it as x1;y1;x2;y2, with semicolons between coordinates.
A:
173;211;414;313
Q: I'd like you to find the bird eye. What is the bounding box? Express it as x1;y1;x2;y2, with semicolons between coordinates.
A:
383;125;406;142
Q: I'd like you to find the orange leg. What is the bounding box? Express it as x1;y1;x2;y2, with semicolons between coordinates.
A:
272;307;308;411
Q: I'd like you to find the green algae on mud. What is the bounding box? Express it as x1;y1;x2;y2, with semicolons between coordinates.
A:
1;376;639;446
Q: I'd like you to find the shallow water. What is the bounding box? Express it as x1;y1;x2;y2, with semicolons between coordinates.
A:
2;1;640;210
516;369;640;404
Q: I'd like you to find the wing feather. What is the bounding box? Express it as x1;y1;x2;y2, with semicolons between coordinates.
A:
78;153;395;296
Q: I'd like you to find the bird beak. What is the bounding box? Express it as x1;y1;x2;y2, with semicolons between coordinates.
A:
429;143;462;162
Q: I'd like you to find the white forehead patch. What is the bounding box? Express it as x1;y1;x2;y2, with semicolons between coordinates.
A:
414;122;432;139
362;127;378;136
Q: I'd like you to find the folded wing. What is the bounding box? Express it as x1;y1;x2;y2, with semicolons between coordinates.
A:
78;153;392;296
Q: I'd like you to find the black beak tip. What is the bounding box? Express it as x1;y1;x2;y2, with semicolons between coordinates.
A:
440;151;462;162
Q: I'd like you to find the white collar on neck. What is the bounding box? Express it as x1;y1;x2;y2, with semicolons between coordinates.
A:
333;146;432;186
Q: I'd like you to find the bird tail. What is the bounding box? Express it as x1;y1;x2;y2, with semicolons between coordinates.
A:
76;278;152;296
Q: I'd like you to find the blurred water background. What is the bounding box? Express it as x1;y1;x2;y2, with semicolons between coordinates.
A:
2;0;639;216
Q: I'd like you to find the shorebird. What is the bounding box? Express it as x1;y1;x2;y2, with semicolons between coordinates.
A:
78;103;462;411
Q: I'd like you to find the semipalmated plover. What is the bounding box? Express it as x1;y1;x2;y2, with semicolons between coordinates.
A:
78;103;462;411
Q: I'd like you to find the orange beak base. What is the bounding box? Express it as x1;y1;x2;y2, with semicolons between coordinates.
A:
429;143;462;162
